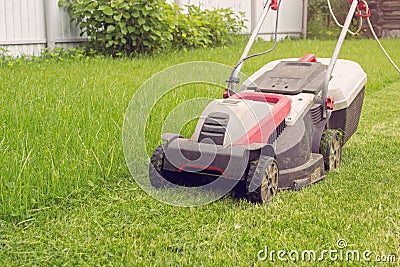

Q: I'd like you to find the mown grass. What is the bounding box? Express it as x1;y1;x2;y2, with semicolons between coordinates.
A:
0;38;399;266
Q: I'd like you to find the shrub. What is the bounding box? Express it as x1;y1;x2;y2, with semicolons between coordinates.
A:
307;0;360;39
171;5;245;49
59;0;173;55
59;0;246;56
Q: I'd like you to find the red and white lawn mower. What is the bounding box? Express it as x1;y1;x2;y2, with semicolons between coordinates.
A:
149;0;369;203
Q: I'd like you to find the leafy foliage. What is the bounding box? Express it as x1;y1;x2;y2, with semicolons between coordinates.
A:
58;0;246;56
0;47;96;68
307;0;360;39
172;5;246;49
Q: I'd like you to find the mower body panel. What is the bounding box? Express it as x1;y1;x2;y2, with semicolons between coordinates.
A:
242;58;367;143
191;99;275;146
162;138;250;180
242;58;367;106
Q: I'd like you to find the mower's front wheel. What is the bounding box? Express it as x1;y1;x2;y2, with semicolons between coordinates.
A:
149;145;172;189
320;129;343;171
245;156;279;204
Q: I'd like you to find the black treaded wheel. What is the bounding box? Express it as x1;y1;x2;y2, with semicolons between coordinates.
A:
320;130;343;171
245;156;279;204
149;145;172;189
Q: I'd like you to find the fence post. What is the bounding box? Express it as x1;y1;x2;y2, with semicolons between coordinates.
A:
302;0;308;38
175;0;184;8
251;0;258;31
44;0;56;51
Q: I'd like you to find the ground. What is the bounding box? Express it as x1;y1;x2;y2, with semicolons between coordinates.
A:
0;38;399;266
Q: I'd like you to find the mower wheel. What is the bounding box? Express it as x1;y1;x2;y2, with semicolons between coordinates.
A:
320;130;343;171
245;156;279;203
149;145;172;189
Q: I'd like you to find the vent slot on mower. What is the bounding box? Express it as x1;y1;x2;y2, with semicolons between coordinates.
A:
198;112;229;145
328;86;365;144
268;120;286;144
310;104;323;124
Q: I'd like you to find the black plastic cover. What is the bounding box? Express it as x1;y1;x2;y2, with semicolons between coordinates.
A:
251;61;326;95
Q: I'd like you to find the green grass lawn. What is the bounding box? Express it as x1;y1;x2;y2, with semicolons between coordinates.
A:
0;38;399;266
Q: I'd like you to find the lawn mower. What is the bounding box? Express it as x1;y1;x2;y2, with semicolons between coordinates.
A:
149;0;368;203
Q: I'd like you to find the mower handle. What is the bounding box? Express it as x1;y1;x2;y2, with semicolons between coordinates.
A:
322;0;359;118
228;0;362;117
227;0;273;92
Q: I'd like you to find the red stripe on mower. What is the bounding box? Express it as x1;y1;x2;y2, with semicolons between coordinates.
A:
230;92;291;145
299;54;317;62
178;164;227;178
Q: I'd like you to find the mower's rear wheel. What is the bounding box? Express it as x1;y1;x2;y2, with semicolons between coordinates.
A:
245;156;279;204
149;145;172;189
320;130;343;171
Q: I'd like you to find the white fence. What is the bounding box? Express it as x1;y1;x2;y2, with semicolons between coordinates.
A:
0;0;307;57
0;0;84;56
173;0;308;40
